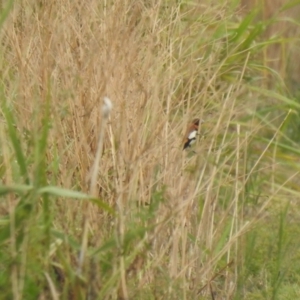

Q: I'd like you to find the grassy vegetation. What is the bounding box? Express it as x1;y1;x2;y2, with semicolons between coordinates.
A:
1;0;300;299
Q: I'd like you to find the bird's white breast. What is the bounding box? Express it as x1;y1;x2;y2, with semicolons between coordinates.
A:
188;130;197;140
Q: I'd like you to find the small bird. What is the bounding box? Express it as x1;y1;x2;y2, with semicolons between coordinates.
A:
183;118;201;150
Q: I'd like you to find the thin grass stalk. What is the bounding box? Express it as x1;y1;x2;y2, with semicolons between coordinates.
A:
78;97;112;276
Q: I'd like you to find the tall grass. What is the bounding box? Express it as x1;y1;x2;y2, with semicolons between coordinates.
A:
0;0;300;299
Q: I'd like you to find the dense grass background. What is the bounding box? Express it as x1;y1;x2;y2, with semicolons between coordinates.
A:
1;0;300;299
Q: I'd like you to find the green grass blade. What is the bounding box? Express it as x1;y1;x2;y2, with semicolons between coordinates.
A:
230;9;258;44
0;97;30;184
280;0;300;12
38;186;114;213
0;0;13;29
0;184;33;196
